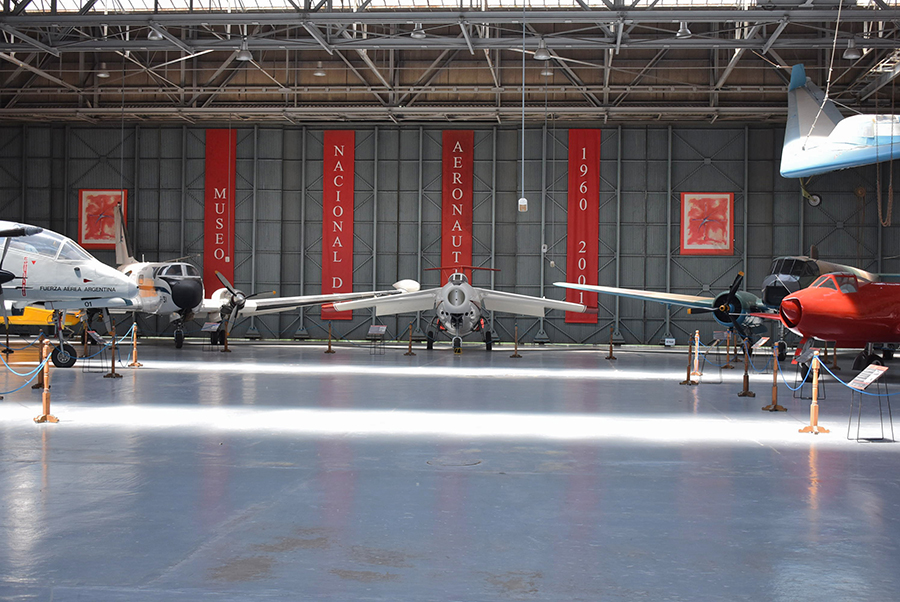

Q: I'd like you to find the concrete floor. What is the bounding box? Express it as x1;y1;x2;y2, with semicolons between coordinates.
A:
0;337;898;601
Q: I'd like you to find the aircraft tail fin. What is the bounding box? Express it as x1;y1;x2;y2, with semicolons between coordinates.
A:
784;64;845;146
114;202;135;266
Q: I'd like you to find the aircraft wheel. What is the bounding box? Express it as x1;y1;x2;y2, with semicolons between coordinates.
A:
852;351;869;371
883;348;894;361
484;330;492;352
776;341;787;363
868;354;884;367
174;329;184;349
51;343;77;368
453;337;462;354
426;330;434;351
806;193;822;207
217;331;227;346
210;331;219;345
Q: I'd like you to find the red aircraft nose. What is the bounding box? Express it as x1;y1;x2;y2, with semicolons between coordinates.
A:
780;298;802;328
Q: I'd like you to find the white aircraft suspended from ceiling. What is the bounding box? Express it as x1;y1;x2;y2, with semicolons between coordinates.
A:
331;267;586;352
0;221;139;367
781;63;900;204
112;204;419;347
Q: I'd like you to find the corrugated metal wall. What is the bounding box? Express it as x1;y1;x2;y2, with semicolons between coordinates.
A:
0;123;895;346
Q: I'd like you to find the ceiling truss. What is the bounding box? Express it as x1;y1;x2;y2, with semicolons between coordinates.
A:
0;4;897;124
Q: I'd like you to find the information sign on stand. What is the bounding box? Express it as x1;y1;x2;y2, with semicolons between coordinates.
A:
751;337;770;350
848;364;888;390
847;364;892;442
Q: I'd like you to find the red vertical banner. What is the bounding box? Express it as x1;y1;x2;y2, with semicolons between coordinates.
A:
204;129;237;295
566;129;600;323
321;130;355;320
441;131;474;282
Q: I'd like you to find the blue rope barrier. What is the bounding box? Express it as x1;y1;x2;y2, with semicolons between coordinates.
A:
0;336;43;352
817;360;900;397
0;354;50;395
775;355;813;392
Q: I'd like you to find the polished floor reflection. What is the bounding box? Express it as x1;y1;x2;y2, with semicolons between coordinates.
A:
0;339;898;601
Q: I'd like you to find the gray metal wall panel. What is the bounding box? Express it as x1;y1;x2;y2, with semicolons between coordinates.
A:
2;123;896;346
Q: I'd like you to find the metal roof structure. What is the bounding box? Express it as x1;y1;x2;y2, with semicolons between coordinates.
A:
0;0;898;123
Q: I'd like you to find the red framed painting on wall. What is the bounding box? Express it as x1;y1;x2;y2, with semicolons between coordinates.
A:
680;192;733;255
78;189;127;249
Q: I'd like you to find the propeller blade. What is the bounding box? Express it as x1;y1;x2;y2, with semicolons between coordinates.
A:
246;290;276;300
0;225;42;238
0;237;11;271
225;304;240;336
215;270;239;296
727;271;744;300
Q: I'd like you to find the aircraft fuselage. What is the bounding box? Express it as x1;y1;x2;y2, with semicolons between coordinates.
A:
435;273;483;337
779;273;900;348
0;222;137;310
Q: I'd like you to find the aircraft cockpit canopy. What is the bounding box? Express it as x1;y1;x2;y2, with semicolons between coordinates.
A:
769;257;819;279
154;263;200;279
812;273;858;293
449;273;468;285
0;230;93;262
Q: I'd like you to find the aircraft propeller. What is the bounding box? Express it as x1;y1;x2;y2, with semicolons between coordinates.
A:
0;225;41;328
214;271;273;337
717;271;748;342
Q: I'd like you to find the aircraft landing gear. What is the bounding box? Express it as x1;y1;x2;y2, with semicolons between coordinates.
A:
484;330;492;352
51;343;77;368
800;178;822;207
776;341;787;363
174;328;185;349
452;336;462;354
426;330;435;350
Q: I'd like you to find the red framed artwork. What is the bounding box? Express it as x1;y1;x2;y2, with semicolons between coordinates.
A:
680;192;733;255
79;189;127;249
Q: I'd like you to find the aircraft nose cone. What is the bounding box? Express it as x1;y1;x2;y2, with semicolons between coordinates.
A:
780;298;802;328
171;279;203;310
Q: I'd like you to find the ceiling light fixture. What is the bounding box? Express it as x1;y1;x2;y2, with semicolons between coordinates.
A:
533;38;551;62
235;38;253;62
676;22;692;39
843;37;862;61
540;61;553;77
147;27;164;41
411;23;426;39
96;62;110;78
313;61;326;77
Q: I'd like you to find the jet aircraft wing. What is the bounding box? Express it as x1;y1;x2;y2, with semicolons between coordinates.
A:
475;289;585;317
198;280;422;318
331;289;441;316
554;282;717;309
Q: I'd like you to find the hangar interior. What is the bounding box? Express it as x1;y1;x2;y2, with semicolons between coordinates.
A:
1;0;900;601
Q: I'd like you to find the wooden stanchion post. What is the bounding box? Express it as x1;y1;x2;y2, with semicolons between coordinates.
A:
737;339;755;397
722;331;734;369
680;337;698;386
404;323;416;356
128;324;143;367
510;325;522;359
32;334;45;390
104;319;122;379
800;351;830;434
34;339;58;423
762;344;785;411
605;327;617;361
324;322;336;354
691;330;702;376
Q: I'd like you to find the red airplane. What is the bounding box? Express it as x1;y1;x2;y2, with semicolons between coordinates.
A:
768;272;900;369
